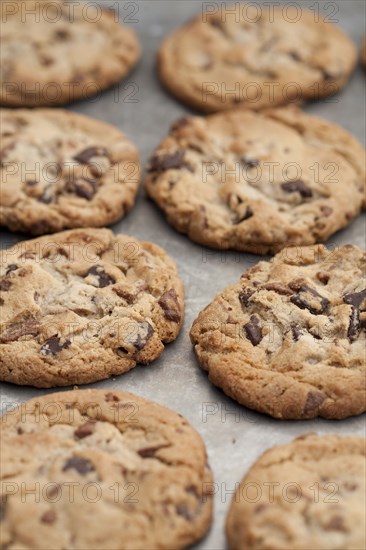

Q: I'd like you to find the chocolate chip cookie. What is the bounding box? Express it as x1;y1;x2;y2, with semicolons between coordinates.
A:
190;244;366;419
0;389;213;549
0;108;140;234
0;228;184;387
226;434;366;550
158;4;356;112
145;107;365;254
1;0;140;106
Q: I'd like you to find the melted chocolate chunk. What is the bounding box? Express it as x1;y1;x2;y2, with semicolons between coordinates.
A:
281;180;313;198
291;325;302;341
158;289;181;322
54;29;70;40
0;318;39;343
86;265;115;288
343;289;366;309
343;289;366;341
70;178;97;200
303;391;326;414
290;284;329;315
239;288;255;308
62;456;95;475
5;264;18;275
74;421;96;439
137;443;171;458
240;156;259;169
0;279;12;291
176;504;195;521
41;510;57;524
288;51;301;61
244;315;263;346
73;147;109;164
234;206;254;224
105;392;119;402
40;336;71;356
324;515;347;532
39;185;55;204
129;321;154;351
148;150;193;173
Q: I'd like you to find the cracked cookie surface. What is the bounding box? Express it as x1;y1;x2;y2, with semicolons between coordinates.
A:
0;389;213;549
226;434;366;550
0;108;140;234
158;4;356;112
0;0;140;106
0;228;184;387
190;244;366;419
145;107;365;254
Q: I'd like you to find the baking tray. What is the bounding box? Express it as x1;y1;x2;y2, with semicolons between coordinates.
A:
1;1;365;548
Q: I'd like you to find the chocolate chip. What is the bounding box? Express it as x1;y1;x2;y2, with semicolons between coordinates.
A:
0;318;39;343
41;510;57;524
234;206;254;224
343;289;366;341
158;289;181;322
40;336;71;356
54;29;70;40
5;264;17;275
40;55;54;66
70;178;97;200
137;443;171;458
343;289;366;309
281;180;313;198
0;495;7;522
244;315;263;346
0;279;12;291
62;457;95;475
176;504;195;521
129;321;154;351
324;515;346;532
73;147;109;164
290;284;329;315
39;185;55;204
240;157;259;169
74;421;96;439
303;391;326;414
105;392;119;402
86;265;115;288
288;51;301;61
26;180;38;186
346;307;360;341
239;288;255;307
320;205;333;217
291;325;302;341
148;150;193;173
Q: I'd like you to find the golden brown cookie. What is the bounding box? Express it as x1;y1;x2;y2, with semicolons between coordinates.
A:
158;4;356;112
0;228;184;387
0;108;140;234
0;0;140;106
226;434;366;550
0;389;213;549
145;107;365;254
191;244;366;419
